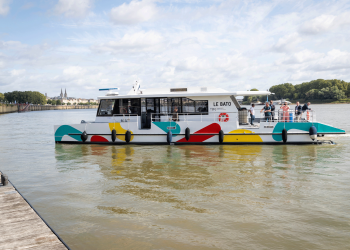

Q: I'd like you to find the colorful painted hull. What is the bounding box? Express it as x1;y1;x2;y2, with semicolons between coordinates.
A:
54;120;345;144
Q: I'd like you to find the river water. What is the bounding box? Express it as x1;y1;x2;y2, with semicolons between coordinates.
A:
0;104;349;250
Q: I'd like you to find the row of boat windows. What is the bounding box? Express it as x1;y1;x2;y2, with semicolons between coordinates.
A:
98;98;208;116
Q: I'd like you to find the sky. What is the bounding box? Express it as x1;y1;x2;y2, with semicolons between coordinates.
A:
1;0;350;98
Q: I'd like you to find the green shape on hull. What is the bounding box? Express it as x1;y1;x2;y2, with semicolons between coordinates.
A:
153;121;180;137
55;125;82;142
272;122;345;141
314;123;345;134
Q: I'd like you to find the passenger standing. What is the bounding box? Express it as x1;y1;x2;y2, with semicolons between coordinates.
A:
172;107;179;121
261;102;272;121
302;102;311;120
269;100;275;121
295;101;302;122
280;102;290;122
249;104;255;125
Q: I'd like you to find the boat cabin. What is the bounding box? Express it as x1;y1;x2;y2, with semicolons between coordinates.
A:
96;85;271;129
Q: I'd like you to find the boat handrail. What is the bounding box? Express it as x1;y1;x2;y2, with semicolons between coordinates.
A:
258;109;316;122
151;112;238;123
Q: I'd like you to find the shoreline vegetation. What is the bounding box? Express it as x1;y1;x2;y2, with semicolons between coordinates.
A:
243;79;350;105
0;91;98;106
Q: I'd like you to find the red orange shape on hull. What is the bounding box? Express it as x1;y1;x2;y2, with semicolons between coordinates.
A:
91;135;109;142
177;123;221;143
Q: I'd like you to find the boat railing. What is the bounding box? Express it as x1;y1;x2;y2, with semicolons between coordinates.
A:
112;114;139;129
151;112;238;123
257;110;316;122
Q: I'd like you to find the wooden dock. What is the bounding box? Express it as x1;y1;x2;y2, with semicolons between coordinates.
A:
0;175;69;249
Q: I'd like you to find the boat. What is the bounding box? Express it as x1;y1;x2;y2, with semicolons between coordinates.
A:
54;82;345;145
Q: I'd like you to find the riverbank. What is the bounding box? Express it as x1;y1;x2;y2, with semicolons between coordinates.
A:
0;104;98;114
30;105;98;111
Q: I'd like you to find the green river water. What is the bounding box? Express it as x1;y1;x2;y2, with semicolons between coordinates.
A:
0;104;349;249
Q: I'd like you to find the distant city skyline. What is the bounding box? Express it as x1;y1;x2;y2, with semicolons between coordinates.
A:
1;0;350;98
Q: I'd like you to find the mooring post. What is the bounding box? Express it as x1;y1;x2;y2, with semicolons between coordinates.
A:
0;172;8;186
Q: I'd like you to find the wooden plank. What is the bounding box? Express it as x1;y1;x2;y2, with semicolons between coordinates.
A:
0;183;68;250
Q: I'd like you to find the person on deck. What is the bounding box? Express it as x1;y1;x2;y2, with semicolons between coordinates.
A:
261;102;271;121
295;101;302;122
249;104;255;125
302;102;311;120
270;100;275;121
172;107;179;121
280;102;290;122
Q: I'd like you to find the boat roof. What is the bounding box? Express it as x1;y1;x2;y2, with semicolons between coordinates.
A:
98;86;271;99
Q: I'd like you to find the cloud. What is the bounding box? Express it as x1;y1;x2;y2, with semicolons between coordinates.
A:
91;31;163;54
54;0;92;18
299;13;350;35
63;66;87;77
270;32;302;53
110;0;157;25
0;0;10;16
276;49;323;65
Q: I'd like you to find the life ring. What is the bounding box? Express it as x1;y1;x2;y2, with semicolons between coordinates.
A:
219;113;229;122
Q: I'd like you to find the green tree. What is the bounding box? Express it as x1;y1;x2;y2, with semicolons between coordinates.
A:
56;99;61;105
4;91;47;104
0;92;4;102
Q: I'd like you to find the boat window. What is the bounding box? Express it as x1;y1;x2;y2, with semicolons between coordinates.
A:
141;98;146;113
160;98;168;113
182;98;195;113
168;98;182;113
116;99;141;115
181;98;208;114
195;100;208;113
98;99;115;116
146;98;155;112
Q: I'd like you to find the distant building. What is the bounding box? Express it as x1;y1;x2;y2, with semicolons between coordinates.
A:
48;88;99;104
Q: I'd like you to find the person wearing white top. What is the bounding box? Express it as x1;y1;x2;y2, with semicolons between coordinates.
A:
249;104;255;125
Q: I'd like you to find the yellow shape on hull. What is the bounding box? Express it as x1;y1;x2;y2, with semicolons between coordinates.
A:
108;123;134;142
223;129;263;143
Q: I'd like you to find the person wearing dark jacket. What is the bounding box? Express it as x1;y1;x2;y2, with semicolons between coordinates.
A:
302;102;311;112
295;101;302;122
269;100;275;121
302;102;311;119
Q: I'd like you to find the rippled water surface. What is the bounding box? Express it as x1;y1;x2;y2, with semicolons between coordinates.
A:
1;104;350;250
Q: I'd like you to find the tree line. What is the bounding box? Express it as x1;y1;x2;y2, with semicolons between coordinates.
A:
0;91;47;105
244;79;350;103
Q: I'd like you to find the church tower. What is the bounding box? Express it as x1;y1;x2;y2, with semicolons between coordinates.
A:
64;88;67;99
60;88;63;98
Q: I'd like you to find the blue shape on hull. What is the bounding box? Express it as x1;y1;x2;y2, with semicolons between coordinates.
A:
272;122;345;141
55;125;82;142
153;122;180;137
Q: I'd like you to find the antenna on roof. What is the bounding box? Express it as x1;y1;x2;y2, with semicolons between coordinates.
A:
99;88;119;96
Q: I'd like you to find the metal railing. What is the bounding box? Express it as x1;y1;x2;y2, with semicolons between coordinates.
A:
151;112;238;123
257;110;316;122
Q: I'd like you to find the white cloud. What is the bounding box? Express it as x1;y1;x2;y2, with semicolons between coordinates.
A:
54;0;92;18
10;69;26;76
63;66;87;77
299;12;350;35
110;0;157;25
0;0;10;16
276;49;323;65
91;31;163;54
270;32;302;53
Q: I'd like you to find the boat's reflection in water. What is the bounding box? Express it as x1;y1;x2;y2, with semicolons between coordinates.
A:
55;143;318;209
54;143;340;249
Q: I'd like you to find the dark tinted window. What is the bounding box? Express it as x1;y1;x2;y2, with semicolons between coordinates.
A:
98;99;115;116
